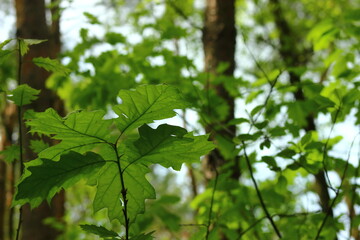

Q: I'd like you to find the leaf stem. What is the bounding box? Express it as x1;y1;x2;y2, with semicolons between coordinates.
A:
314;134;355;240
242;141;282;239
15;39;24;240
113;144;130;240
205;168;219;240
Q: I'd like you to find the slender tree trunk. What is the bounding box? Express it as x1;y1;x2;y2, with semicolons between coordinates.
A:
0;160;6;240
269;0;334;220
202;0;238;180
1;102;17;240
14;0;65;239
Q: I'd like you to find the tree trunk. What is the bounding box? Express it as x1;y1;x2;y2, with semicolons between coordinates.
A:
269;0;334;221
0;161;5;240
14;0;65;239
202;0;238;180
1;101;17;240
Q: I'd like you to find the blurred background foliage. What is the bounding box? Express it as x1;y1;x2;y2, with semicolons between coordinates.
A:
1;0;360;239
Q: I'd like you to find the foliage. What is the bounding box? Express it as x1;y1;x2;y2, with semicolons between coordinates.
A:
1;0;360;239
3;77;213;238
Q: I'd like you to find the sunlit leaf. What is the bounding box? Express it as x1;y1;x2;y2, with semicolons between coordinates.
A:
83;12;101;24
113;85;189;134
33;57;71;76
18;39;47;56
26;108;113;160
0;145;20;163
0;39;13;49
93;162;156;224
14;151;106;208
80;224;120;239
8;84;40;106
122;124;214;170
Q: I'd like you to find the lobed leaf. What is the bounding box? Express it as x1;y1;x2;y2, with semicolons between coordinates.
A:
130;232;154;240
0;145;20;163
0;39;13;50
27;108;114;160
14;151;106;208
80;224;120;239
18;39;47;56
113;85;189;135
33;57;71;76
93;162;156;224
0;50;14;62
8;84;40;106
122;124;215;171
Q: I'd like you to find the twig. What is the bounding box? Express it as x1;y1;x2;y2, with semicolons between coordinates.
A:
314;134;356;240
166;0;202;30
179;223;207;227
15;39;24;240
349;137;360;238
113;144;130;240
242;141;282;238
238;211;320;238
321;102;342;193
205;168;219;240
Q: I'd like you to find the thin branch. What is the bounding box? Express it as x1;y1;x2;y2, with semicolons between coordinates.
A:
113;144;130;240
15;39;23;240
238;211;320;238
205;168;219;240
314;134;356;240
349;135;360;239
239;30;275;85
321;102;342;193
179;223;207;227
166;0;202;30
242;141;282;238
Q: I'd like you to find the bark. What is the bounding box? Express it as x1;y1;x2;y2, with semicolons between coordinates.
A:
14;0;65;239
0;161;5;240
202;0;238;180
269;0;334;219
1;102;17;240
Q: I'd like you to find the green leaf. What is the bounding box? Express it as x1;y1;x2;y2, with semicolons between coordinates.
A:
105;32;126;45
33;57;71;76
250;105;263;117
80;224;120;239
287;101;307;127
0;50;14;61
275;175;287;192
29;140;50;153
26;108;113;160
300;132;312;146
14;151;106;208
83;12;101;24
113;85;189;135
269;126;286;137
236;134;255;142
313;95;335;110
8;84;40;106
130;232;154;240
260;138;271;150
93;162;156;224
262;156;280;171
0;39;13;49
254;120;268;129
18;39;47;56
277;148;296;159
0;145;20;163
123;124;214;170
227;118;249;126
94;124;213;224
235;131;263;142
